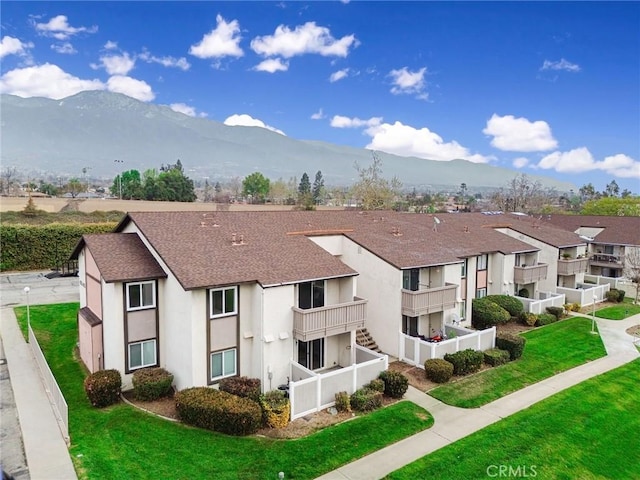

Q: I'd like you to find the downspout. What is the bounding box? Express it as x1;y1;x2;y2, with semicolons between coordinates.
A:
260;286;265;394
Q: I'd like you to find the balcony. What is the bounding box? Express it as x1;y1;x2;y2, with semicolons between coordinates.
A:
401;283;458;317
589;253;624;269
293;297;367;342
557;257;589;276
514;263;548;284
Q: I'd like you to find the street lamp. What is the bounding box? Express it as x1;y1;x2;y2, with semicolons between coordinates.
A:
114;159;125;199
591;294;598;335
23;286;31;343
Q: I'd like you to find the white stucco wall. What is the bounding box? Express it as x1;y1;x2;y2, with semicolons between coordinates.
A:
261;285;295;391
77;250;87;309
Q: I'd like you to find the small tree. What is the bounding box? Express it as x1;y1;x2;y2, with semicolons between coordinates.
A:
623;247;640;304
242;172;270;203
297;172;314;209
351;152;401;210
312;170;325;205
65;178;83;198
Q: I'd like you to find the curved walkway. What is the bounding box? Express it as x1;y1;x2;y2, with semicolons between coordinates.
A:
316;314;640;480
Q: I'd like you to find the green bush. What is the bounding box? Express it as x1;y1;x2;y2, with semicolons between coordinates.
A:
424;358;454;383
536;313;558;326
518;288;530;298
175;387;262;436
546;306;565;320
443;349;484;375
132;367;174;401
472;297;511;329
564;302;581;312
483;348;511;367
335;391;351;412
378;370;409;399
350;387;383;412
366;378;385;392
495;333;526;360
518;311;538;326
260;390;290;429
218;376;261;402
605;290;619;303
616;289;626;302
84;369;122;408
484;295;524;316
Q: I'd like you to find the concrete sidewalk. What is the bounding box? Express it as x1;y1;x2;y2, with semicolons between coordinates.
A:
316;314;640;480
0;272;78;480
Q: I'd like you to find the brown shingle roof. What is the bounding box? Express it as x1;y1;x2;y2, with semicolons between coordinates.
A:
73;233;167;283
544;215;640;246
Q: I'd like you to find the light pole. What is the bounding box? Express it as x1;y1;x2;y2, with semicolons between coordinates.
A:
591;294;598;335
23;286;31;342
114;159;125;199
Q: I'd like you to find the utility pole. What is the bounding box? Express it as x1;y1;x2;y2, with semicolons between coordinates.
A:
114;159;125;199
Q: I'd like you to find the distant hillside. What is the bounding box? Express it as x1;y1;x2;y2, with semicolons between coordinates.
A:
0;91;575;191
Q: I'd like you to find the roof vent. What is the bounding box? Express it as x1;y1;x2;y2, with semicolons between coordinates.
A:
463;225;469;233
391;226;402;237
231;233;245;246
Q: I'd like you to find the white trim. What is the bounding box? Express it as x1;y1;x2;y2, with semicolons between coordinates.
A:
128;339;157;370
210;348;237;381
126;281;156;311
209;286;238;318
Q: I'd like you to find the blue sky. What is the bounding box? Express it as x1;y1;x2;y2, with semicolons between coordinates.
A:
1;1;639;192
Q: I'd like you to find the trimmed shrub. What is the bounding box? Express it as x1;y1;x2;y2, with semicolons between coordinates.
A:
536;313;558;326
350;388;383;412
444;349;484;375
132;367;174;401
616;289;626;302
335;391;351;413
485;295;524;317
175;387;262;436
218;376;261;402
378;370;409;399
495;333;526;361
605;290;619;303
518;311;538;326
564;302;581;312
518;288;530;298
472;297;511;330
546;306;565;320
84;369;122;408
260;390;290;429
483;348;511;367
424;358;454;383
366;378;385;393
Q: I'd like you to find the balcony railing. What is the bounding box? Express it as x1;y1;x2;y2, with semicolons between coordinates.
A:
557;257;589;276
293;297;367;342
514;263;548;284
589;253;624;268
401;283;458;317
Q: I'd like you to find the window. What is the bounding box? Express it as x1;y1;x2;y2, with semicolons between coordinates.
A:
402;269;420;291
210;287;237;318
128;339;156;370
402;315;419;336
298;338;324;370
299;281;325;309
461;260;467;278
210;348;237;381
459;300;466;320
477;254;488;271
476;288;487;298
127;281;155;311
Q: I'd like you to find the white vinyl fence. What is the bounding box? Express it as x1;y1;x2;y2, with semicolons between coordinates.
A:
288;345;388;420
556;283;610;306
516;291;566;314
585;275;636;299
399;325;496;368
29;325;69;444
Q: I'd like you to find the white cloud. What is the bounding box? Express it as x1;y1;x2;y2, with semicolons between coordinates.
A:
310;108;325;120
189;14;243;59
34;15;97;40
104;41;118;50
96;52;135;75
329;68;349;83
389;67;427;98
536;148;640;178
0;63;104;99
540;58;580;72
224;114;285;135
0;36;33;59
512;157;530;168
251;22;357;58
170;103;207;117
364;121;489;163
483;114;558;152
106;75;154;101
253;58;289;73
51;42;76;54
330;115;382;128
139;50;190;70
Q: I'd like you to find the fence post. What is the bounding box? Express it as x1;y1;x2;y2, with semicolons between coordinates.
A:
352;363;357;393
316;377;322;413
476;331;481;350
414;337;420;364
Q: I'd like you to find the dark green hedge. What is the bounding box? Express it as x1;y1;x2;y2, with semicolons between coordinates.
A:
0;222;116;271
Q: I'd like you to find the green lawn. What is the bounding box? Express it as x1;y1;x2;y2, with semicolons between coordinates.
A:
428;317;606;407
386;358;640;480
14;303;433;480
595;303;640;320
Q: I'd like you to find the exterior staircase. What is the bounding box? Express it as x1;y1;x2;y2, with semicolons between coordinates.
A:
356;328;382;353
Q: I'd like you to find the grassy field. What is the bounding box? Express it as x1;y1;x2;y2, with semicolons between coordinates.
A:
14;303;433;480
428;317;607;407
595;303;640;320
386;358;640;480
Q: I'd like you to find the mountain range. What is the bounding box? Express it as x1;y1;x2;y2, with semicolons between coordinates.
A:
0;91;575;192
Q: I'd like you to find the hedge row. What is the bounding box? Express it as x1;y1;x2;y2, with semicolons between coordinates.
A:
0;223;117;271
